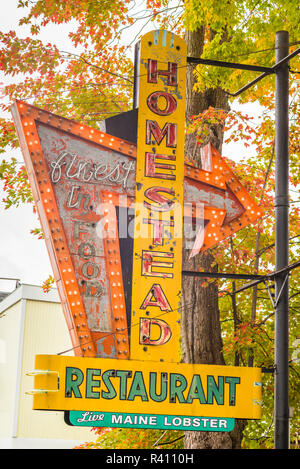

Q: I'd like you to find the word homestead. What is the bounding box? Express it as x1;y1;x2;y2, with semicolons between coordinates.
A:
131;30;187;363
70;411;234;432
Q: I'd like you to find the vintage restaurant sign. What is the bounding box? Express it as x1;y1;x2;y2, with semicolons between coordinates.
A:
30;354;262;419
130;30;187;363
12;29;264;426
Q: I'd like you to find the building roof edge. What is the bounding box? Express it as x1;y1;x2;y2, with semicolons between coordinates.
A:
0;284;59;315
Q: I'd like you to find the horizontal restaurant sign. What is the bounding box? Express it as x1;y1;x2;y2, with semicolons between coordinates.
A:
65;410;235;432
29;354;262;419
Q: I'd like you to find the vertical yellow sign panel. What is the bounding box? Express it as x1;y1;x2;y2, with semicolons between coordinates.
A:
131;31;187;362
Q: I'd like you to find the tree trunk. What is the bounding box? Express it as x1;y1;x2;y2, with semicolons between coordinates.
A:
182;28;246;449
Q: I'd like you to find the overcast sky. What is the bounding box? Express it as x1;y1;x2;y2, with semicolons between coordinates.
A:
0;1;260;292
0;2;62;291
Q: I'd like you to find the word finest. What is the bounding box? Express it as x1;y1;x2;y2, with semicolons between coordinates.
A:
50;151;135;188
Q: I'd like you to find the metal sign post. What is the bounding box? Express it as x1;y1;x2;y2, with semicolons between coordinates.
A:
274;30;290;450
188;31;298;449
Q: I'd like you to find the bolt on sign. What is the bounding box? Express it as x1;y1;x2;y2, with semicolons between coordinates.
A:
27;354;262;420
12;29;263;424
130;30;186;363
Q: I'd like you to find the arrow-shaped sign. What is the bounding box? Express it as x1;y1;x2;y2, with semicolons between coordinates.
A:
185;142;263;255
11;100;263;359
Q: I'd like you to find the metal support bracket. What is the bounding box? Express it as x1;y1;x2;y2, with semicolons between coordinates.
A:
263;280;276;309
274;273;289;308
263;272;289;308
26;369;59;395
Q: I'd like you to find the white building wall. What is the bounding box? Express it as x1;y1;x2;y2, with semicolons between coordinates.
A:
0;301;22;438
0;285;97;449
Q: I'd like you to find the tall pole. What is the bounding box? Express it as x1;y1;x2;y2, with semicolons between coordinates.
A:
274;30;290;449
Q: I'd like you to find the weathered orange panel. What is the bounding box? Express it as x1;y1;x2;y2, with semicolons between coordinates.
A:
11;100;133;359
